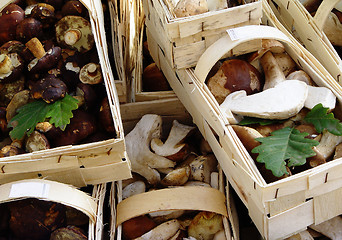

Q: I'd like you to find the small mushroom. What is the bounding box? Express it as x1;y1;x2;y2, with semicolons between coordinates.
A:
188;212;223;240
125;114;176;185
247;39;286;63
260;51;286;90
273;52;297;77
25;130;50;152
151;120;195;162
122;181;146;199
30;3;55;28
189;154;218;183
61;0;88;17
0;53;24;83
221;80;308;120
122;215;157;240
26;37;62;73
79;63;103;84
98;96;115;134
55;16;94;53
161;165;191;186
0;76;25;107
286;70;314;85
6;89;30;122
0;40;25;55
30;75;67;103
76;83;97;110
15;17;43;42
207;59;263;104
316;129;342;160
135;219;181;240
0;144;25;157
0;4;25;45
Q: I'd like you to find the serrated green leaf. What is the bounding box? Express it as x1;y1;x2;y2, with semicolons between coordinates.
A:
251;127;319;177
304;103;342;135
8;101;50;140
238;117;284;126
46;94;79;130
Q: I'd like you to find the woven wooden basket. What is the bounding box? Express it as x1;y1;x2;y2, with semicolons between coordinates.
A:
0;0;131;187
0;179;106;239
147;7;342;238
110;98;239;240
265;0;342;85
143;0;262;69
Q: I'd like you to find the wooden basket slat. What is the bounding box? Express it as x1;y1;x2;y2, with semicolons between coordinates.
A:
0;0;130;186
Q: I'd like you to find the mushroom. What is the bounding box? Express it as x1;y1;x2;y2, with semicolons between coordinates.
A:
125;114;176;185
30;75;67;103
26;37;62;73
188;212;223;240
334;142;342;160
161;165;191;186
30;3;55;28
0;52;24;83
173;0;208;17
273;52;297;77
151;120;195;162
0;143;25;157
304;86;336;110
260;51;286;90
79;63;103;84
316;129;342;160
135;219;181;240
6;89;30;122
0;76;25;107
142;62;171;92
25;130;50;152
15;17;43;42
61;0;88;17
286;70;314;85
149;210;186;224
98;96;115;134
55;16;95;53
247;39;286;63
207;58;263;104
0;40;25;55
122;215;158;240
189;154;218;183
122;181;146;199
76;83;97;110
221;80;308;120
0;3;25;45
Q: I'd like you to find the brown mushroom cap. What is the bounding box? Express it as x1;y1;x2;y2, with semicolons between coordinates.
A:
0;53;24;83
0;4;25;45
15;17;43;42
30;3;55;28
61;0;88;17
30;75;67;103
207;59;263;104
28;46;62;73
0;40;25;55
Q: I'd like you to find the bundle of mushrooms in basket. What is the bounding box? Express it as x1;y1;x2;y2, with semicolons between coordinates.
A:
206;38;342;182
0;0;115;157
123;114;225;240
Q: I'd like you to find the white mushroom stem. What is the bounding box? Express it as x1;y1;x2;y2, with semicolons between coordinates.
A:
274;52;297;77
125;114;176;185
151;120;195;157
260;51;286;90
64;29;82;46
304;85;336;110
122;181;146;199
221;80;308;120
316;130;342;159
310;216;342;239
135;219;181;240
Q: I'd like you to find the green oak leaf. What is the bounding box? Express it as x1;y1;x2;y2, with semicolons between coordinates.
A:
251;127;319;177
8;100;50;140
46;94;79;131
304;103;342;135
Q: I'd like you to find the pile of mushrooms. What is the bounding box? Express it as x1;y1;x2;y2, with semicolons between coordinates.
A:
123;114;225;240
0;0;115;157
206;39;341;182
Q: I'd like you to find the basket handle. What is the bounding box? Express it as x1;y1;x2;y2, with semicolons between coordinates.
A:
193;25;297;84
313;0;341;30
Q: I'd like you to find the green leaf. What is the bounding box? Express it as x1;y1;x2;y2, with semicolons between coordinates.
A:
46;94;79;130
251;127;319;177
8;100;50;140
238;117;283;126
304;103;342;135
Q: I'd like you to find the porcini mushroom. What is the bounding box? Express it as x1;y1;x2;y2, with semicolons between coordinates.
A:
125;114;176;185
79;63;103;84
260;51;286;90
55;16;95;53
15;17;43;42
286;70;314;85
316;129;342;160
0;4;25;45
151;120;195;162
0;52;24;83
30;75;67;103
221;80;308;120
207;59;263;104
304;86;336;110
189;154;218;183
161;165;191;186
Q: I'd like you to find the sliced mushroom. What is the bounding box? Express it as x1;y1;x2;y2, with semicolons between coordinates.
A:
221;80;308;120
122;181;146;199
151;120;195;162
304;86;336;110
189;154;218;183
161;165;191;186
135;219;181;240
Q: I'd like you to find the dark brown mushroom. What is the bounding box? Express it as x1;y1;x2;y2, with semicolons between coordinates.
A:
43;0;64;10
0;144;25;157
15;17;43;42
0;76;25;107
30;3;55;28
30;75;67;103
60;51;86;91
76;83;97;110
0;4;25;45
0;53;24;83
0;40;25;55
61;0;88;17
26;37;62;73
98;97;115;134
55;15;94;53
25;130;50;152
142;62;171;92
